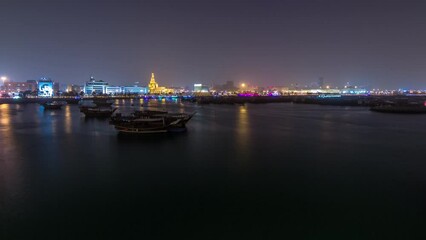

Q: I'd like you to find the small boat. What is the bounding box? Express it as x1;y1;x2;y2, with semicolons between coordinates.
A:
81;107;118;118
92;98;114;107
41;101;64;110
110;111;195;134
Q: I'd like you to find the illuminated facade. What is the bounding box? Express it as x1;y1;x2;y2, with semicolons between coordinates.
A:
147;72;175;94
38;79;54;97
340;87;367;95
193;84;209;92
148;73;159;93
2;80;38;94
66;84;83;93
122;86;148;94
84;76;109;95
105;86;148;95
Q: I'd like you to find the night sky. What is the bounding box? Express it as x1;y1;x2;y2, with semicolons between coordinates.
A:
1;0;426;89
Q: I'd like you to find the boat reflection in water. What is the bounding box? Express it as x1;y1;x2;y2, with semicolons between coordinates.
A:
110;110;195;134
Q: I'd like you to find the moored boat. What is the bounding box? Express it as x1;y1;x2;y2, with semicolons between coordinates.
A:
114;118;173;134
110;110;195;134
92;97;114;107
41;101;65;110
81;107;118;117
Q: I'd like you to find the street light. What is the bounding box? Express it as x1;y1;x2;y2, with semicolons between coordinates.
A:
241;83;246;88
1;76;7;83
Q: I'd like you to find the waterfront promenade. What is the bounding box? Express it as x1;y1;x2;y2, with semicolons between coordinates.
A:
1;95;425;106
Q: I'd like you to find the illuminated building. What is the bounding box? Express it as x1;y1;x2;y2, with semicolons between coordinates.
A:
84;76;109;95
193;84;209;92
147;73;174;94
105;86;148;95
148;73;159;93
122;86;148;94
2;80;38;94
66;84;83;93
105;86;122;94
340;86;367;95
38;78;54;97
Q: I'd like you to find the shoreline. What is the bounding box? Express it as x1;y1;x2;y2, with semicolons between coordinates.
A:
1;95;425;107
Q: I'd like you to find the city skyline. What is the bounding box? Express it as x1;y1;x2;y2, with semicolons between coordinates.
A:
1;0;426;89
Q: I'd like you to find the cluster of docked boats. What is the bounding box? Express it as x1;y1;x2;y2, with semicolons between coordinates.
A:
110;110;195;134
41;97;194;134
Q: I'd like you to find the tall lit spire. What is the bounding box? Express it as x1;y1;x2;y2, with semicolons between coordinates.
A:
150;73;155;83
148;72;158;93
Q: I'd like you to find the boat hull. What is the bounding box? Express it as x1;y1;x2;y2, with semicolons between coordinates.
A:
370;106;426;114
82;108;117;118
115;126;168;134
110;111;195;135
43;105;62;110
42;101;64;110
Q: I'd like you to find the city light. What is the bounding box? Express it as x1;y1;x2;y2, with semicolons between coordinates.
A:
1;76;7;83
241;83;246;88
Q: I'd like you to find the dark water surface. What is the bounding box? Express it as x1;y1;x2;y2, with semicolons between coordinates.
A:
1;101;426;239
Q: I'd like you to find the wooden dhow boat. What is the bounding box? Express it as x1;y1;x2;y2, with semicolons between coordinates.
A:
41;101;65;110
110;110;195;134
81;107;118;118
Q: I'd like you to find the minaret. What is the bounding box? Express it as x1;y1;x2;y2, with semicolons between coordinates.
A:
148;72;158;93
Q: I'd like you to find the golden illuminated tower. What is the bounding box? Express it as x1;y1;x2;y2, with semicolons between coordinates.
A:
148;72;158;93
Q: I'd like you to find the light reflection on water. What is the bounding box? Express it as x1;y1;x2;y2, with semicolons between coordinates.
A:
236;105;250;160
0;104;23;220
64;105;72;134
1;101;426;238
0;104;11;126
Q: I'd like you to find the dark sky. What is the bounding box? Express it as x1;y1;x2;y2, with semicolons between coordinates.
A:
1;0;426;89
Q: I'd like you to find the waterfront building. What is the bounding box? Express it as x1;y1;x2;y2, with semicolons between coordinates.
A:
193;84;209;92
66;84;83;93
148;73;159;93
286;88;340;95
84;76;109;95
166;87;186;94
26;80;38;91
122;86;148;94
53;82;60;93
38;78;54;97
2;80;38;94
105;86;122;95
340;86;367;95
147;72;175;94
105;86;148;95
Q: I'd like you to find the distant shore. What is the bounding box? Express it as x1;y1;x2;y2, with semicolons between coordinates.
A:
1;95;425;107
191;95;426;106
